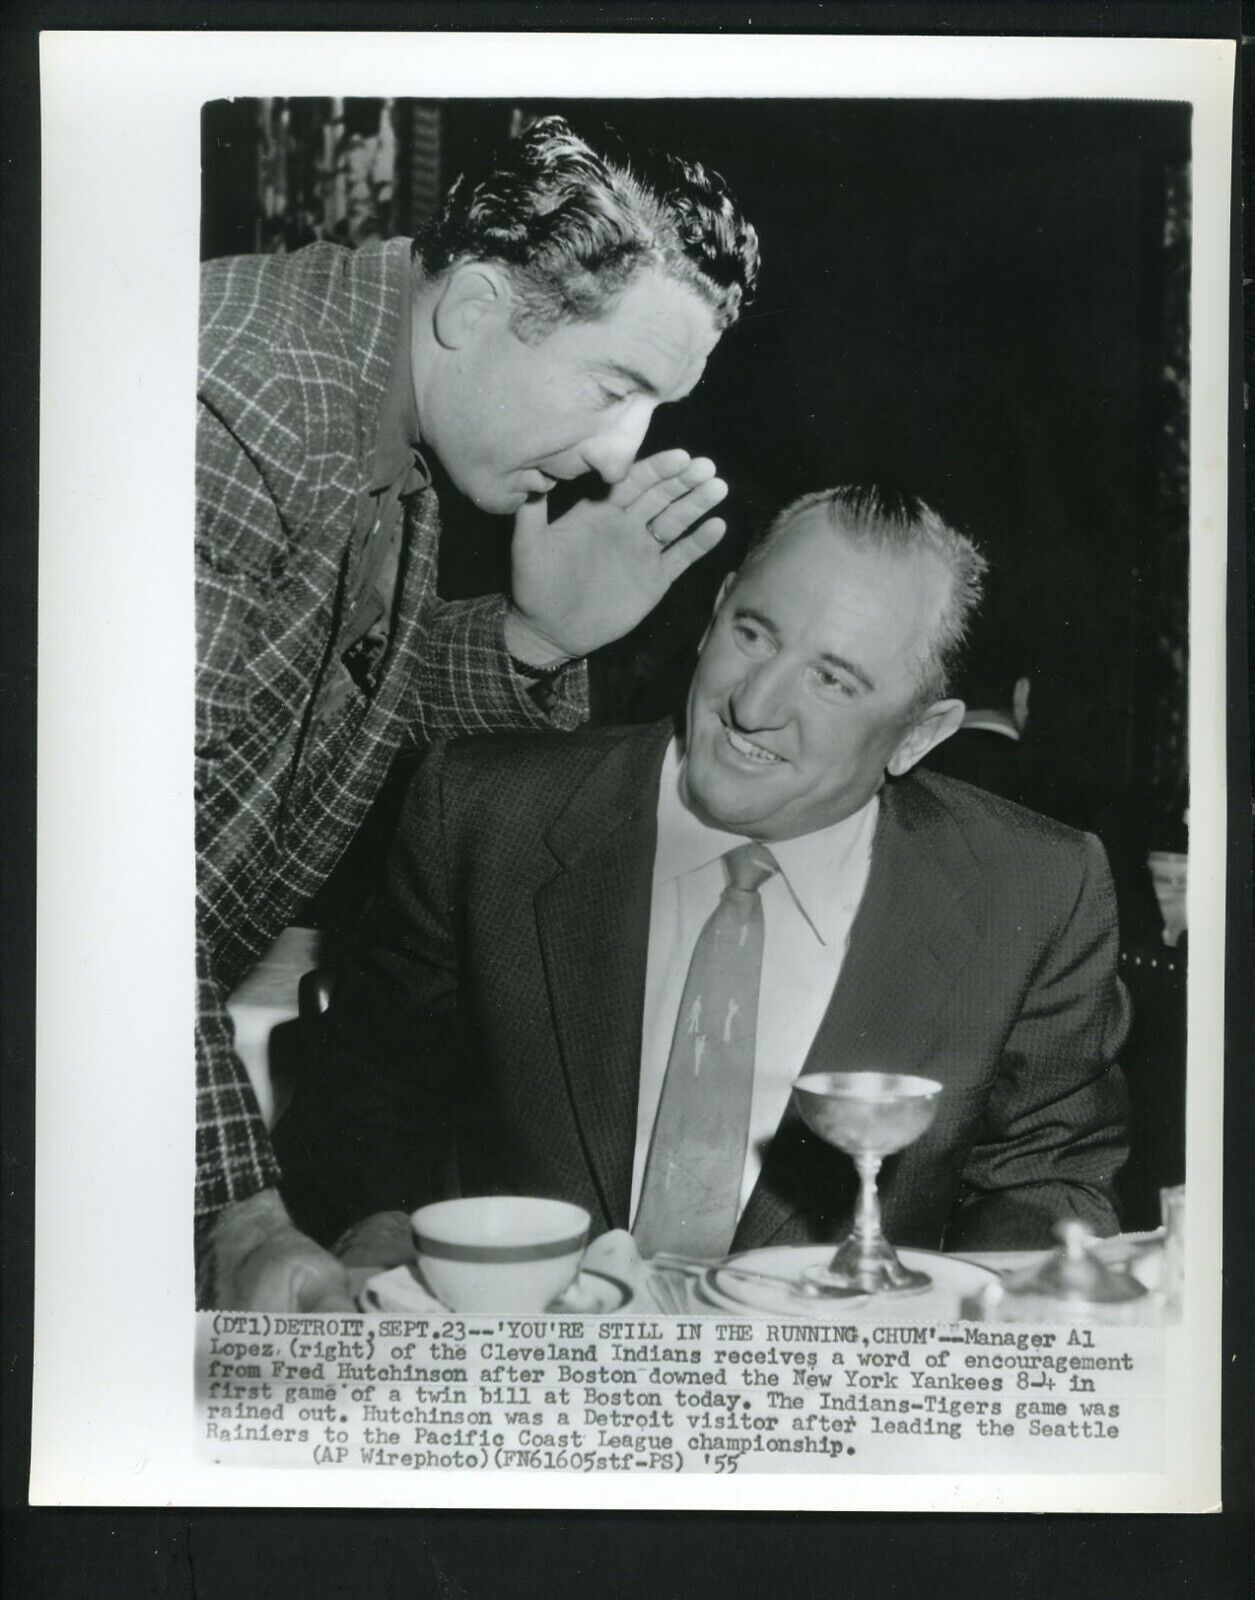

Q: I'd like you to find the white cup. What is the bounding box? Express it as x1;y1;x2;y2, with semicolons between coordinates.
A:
410;1196;590;1313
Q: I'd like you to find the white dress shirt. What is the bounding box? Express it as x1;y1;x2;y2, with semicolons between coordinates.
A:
631;740;879;1223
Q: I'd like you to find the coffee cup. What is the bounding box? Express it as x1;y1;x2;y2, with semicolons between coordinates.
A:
409;1196;591;1313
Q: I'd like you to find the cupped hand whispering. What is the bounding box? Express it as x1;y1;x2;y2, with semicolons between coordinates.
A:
505;449;729;666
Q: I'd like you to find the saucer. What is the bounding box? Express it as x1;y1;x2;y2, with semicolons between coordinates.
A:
698;1245;999;1320
359;1264;630;1315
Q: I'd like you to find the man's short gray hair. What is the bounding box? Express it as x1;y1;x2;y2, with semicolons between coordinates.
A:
742;485;988;707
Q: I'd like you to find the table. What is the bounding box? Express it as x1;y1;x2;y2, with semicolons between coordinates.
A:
356;1230;1169;1326
597;1234;1164;1323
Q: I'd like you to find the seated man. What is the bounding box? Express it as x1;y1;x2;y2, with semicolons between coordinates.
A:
275;486;1131;1268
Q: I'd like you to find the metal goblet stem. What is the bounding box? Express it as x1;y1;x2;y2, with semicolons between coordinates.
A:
854;1153;884;1252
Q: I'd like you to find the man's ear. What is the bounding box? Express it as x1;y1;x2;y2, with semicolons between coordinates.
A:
887;698;966;778
697;571;738;651
430;263;511;350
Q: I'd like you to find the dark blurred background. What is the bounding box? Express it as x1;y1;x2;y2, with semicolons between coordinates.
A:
201;97;1191;1222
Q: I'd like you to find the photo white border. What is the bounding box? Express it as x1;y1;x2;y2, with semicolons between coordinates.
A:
32;30;1233;1510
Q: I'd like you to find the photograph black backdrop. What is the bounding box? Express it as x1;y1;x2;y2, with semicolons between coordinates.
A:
200;95;1192;1221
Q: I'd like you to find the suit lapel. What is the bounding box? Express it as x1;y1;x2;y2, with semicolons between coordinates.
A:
533;725;672;1231
735;776;983;1250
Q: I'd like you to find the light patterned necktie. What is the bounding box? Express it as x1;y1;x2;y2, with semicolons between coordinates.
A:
633;841;780;1259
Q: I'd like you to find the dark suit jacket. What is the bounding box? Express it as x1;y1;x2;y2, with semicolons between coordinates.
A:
922;726;1096;834
276;721;1131;1254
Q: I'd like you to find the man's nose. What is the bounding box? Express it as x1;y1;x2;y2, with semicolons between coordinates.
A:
580;399;655;484
729;659;791;731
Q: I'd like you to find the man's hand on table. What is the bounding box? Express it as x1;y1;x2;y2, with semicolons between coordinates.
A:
332;1210;415;1271
206;1188;356;1311
504;449;728;668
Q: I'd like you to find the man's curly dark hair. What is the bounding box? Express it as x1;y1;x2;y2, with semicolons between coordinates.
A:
414;115;759;339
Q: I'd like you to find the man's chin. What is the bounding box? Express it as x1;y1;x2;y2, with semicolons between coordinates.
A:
480;490;530;516
683;765;780;837
451;474;529;517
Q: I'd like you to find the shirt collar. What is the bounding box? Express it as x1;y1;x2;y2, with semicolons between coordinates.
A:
369;279;431;497
960;713;1021;741
654;738;880;948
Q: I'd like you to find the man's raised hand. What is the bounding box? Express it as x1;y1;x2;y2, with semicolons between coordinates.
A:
505;449;728;667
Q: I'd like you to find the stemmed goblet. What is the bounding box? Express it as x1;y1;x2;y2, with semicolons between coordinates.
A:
792;1071;944;1296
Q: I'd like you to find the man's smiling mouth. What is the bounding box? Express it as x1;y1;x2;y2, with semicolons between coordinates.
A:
724;726;784;765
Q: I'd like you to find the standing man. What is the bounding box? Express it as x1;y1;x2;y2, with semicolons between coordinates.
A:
197;115;759;1307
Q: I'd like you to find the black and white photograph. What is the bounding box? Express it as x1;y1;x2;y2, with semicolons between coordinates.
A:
29;30;1234;1512
197;95;1192;1306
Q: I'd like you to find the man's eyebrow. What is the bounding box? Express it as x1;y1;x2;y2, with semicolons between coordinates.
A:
818;651;875;693
601;359;662;397
733;603;876;692
731;603;779;639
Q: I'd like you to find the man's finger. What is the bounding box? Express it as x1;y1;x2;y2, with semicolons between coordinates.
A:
237;1256;307;1312
512;492;551;545
632;458;720;528
302;1278;357;1312
648;478;729;546
606;448;693;508
660;517;727;576
296;1259;357;1312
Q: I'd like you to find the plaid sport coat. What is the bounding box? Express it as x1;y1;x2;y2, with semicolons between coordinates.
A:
275;721;1132;1255
196;239;587;1230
